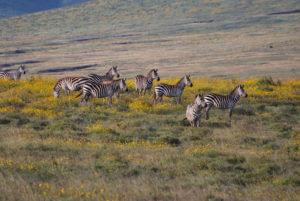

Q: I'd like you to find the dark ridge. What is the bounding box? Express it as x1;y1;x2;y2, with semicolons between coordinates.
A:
269;9;300;15
70;37;100;43
192;19;214;24
0;49;27;55
113;39;171;45
38;64;97;73
0;60;43;68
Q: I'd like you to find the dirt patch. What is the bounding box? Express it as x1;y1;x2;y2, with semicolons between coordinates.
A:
37;64;98;73
269;9;300;15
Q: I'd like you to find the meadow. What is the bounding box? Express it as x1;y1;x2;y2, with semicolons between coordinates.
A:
0;76;299;201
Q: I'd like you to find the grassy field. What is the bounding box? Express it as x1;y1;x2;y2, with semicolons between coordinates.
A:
0;0;299;200
0;0;299;78
0;76;299;201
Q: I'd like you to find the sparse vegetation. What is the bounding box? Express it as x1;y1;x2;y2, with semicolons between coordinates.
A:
0;76;299;201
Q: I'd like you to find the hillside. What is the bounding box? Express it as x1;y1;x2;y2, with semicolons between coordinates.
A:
0;0;299;78
0;0;90;18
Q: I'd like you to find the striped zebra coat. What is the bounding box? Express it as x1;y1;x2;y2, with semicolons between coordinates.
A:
154;74;193;104
0;64;25;80
204;85;248;121
134;69;160;95
78;78;128;104
53;76;93;98
186;94;207;127
86;66;120;84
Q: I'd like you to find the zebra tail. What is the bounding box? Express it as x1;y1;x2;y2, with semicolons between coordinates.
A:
75;91;83;98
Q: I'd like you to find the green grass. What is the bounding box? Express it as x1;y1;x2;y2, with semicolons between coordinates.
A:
0;77;299;200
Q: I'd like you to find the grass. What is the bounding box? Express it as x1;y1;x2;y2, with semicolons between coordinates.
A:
0;76;299;201
0;0;299;78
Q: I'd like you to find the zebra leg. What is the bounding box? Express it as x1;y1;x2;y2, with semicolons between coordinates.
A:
228;108;233;122
148;89;151;96
196;118;200;127
177;96;181;104
108;96;113;105
205;104;213;120
143;89;146;96
160;96;163;103
115;93;120;102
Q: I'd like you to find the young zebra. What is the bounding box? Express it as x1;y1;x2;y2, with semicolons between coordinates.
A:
87;66;120;84
154;74;193;104
78;78;128;105
134;69;160;96
0;64;26;80
53;76;93;98
204;85;248;122
185;94;207;127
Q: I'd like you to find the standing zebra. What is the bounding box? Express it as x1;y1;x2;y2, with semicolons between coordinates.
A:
204;85;248;122
185;94;207;127
78;78;128;104
135;69;160;95
87;66;120;84
0;64;26;80
53;76;94;98
154;74;193;104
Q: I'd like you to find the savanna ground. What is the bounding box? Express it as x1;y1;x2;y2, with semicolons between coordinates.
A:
0;76;299;201
0;0;300;200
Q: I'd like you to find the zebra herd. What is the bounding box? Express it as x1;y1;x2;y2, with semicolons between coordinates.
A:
0;64;248;126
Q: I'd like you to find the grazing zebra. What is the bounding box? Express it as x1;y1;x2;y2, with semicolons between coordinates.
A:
204;85;248;122
154;74;193;104
0;64;26;80
87;66;120;84
78;78;128;104
53;76;93;98
134;69;160;95
185;94;207;127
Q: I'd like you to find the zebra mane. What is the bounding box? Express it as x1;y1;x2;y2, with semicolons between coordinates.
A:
105;67;112;76
147;69;155;76
176;77;184;86
230;85;240;96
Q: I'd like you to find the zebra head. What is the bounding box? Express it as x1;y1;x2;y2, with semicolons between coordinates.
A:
19;64;26;74
53;89;59;98
237;85;248;98
150;69;160;81
184;74;193;87
195;94;207;108
120;78;128;92
112;66;120;78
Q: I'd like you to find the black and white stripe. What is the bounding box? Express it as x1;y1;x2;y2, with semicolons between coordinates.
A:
204;85;248;121
135;69;160;95
0;64;26;80
53;76;93;98
186;94;207;127
86;66;120;84
78;78;128;104
154;74;193;104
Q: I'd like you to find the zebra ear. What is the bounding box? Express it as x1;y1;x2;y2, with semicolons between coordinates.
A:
155;68;158;72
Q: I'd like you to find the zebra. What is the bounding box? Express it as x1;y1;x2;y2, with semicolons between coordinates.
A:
0;64;26;80
154;74;193;104
185;94;207;127
86;66;120;84
134;69;160;95
77;78;128;104
53;76;94;98
204;85;248;122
